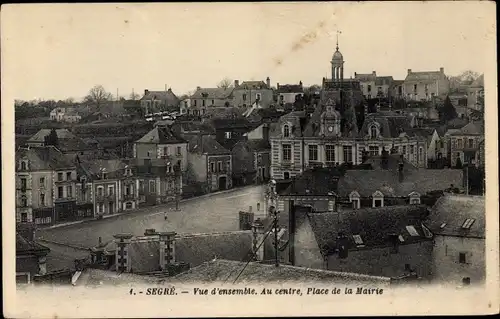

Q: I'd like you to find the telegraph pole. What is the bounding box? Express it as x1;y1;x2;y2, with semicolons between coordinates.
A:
274;207;279;267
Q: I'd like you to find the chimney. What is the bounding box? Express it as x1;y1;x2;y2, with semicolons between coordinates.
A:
196;86;201;91
354;72;357;77
277;83;280;90
144;89;149;96
407;69;412;75
266;77;271;88
299;81;303;87
114;233;133;273
263;124;270;141
252;219;265;261
168;88;172;92
234;80;239;88
440;67;444;74
159;231;177;271
249;206;253;214
372;71;376;76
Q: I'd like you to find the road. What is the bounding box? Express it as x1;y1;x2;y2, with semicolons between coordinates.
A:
37;185;267;249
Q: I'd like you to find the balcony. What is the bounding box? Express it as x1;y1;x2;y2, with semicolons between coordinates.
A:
95;193;115;202
123;193;137;201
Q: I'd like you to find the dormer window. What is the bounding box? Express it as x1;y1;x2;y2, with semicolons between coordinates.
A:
20;160;28;171
370;125;378;139
408;191;421;204
283;124;290;138
349;191;360;209
372;190;384;208
102;173;107;180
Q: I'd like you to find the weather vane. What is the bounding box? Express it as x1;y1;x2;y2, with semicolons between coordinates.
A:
336;30;342;50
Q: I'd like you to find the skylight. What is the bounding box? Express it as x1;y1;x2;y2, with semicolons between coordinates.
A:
462;218;476;229
352;235;364;245
398;235;405;242
406;225;419;237
440;223;447;229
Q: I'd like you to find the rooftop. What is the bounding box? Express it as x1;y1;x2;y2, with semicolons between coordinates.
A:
426;195;485;238
16;146;76;171
190;87;234;99
188;135;231;155
171;259;391;284
236;81;270;90
135;126;187;144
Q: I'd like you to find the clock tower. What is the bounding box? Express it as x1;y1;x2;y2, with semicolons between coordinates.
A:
320;99;341;137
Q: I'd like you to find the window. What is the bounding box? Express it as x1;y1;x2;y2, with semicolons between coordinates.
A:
226;161;231;171
164;146;169;156
413;84;417;92
167;165;173;173
343;146;353;163
225;132;232;139
279;95;284;101
282;144;292;162
410;145;414;154
459;252;467;264
308;145;318;162
125;185;131;196
410;197;421;205
353;235;364;246
468;139;474;148
149;180;156;193
67;186;72;198
283;125;290;138
462;218;475;229
66;172;72;180
102;173;108;180
210;162;215;172
126;202;133;209
406;225;419;236
398;235;405;243
367;85;372;92
177;146;181;155
218;161;223;171
256;93;261;100
283;172;290;179
373;199;383;207
418;147;423;162
193;100;197;107
21;161;27;170
20;195;27;207
108;186;114;196
40;193;45;206
58;172;63;181
58;186;64;198
457;138;463;149
211;99;214;105
325;145;335;163
97;187;104;197
243;94;247;101
370;125;378;138
20;178;27;191
369;146;379;156
39;177;45;186
97;203;104;213
352;199;360;209
21;213;28;223
202;100;206;107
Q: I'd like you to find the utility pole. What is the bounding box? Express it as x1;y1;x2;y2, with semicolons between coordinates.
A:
273;206;279;267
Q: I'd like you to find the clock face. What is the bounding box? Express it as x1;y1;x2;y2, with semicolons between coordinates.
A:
328;126;334;132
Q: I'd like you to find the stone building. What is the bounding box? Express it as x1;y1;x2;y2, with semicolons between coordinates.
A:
403;68;450;101
232;78;274;108
141;88;180;114
186;87;235;116
449;121;484;167
276;82;304;106
354;71;394;99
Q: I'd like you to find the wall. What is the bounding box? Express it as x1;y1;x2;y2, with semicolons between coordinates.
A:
293;216;325;269
271;139;304;179
16;255;40;277
327;241;434;279
157;143;188;171
403;75;450;101
207;155;232;191
431;235;485;285
31;171;54;208
190;97;231;109
246;124;266;140
278;92;303;105
233;89;274;108
187;153;207;183
93;180;120;215
135;143;157;159
450;135;482;166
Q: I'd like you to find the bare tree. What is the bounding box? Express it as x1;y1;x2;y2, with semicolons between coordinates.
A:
84;85;113;107
449;70;480;90
217;77;233;89
129;91;141;100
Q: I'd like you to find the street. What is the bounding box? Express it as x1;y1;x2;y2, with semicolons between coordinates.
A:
37;185;267;249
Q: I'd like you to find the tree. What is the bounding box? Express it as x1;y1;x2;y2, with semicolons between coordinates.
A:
44;128;59;147
84;85;113;108
449;70;480;90
217;78;233;89
440;95;458;123
129;91;141;100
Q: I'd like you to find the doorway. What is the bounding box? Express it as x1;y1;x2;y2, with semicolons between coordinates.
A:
219;176;227;190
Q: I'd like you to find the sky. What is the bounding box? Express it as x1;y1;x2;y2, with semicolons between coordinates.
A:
1;2;496;101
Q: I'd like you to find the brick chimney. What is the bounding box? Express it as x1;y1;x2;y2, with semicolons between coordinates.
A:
114;233;133;273
440;67;444;74
196;86;201;91
277;83;280;90
266;77;271;88
144;89;149;96
159;231;177;271
234;80;239;88
407;69;412;75
252;218;265;261
372;71;376;76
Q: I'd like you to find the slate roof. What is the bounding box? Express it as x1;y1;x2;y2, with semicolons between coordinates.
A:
446;118;469;129
78;159;128;179
337;168;464;197
375;76;394;86
141;89;180;106
245;139;271;152
405;71;446;82
28;129;77;142
171;259;391;284
16;233;50;255
359;113;414;138
278;167;343;196
425;195;485;238
277;84;304;93
451;121;484;136
135;126;187;144
190;87;234;99
236;81;270;90
210;118;254;129
16;146;76;171
308;205;431;254
187;135;230;155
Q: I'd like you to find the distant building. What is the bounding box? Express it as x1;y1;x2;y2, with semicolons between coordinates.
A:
449;121;484;167
425;195;485;285
467;74;484;111
16;225;50;284
354;71;394;99
231;139;271;186
50;107;82;123
26;129;96;158
141;89;180;115
185;87;235;116
403;68;450;101
276;82;304;106
186;135;232;192
232;78;274;109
